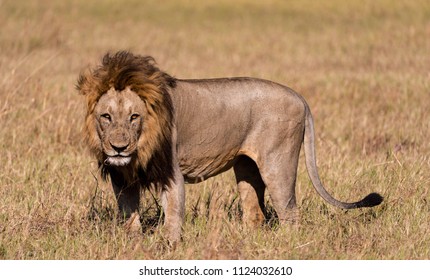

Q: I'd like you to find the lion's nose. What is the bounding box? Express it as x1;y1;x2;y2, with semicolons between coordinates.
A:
109;140;129;153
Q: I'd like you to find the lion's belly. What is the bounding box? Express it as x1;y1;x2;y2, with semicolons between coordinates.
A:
178;149;238;183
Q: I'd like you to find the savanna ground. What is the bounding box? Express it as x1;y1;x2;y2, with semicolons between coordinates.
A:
0;0;429;260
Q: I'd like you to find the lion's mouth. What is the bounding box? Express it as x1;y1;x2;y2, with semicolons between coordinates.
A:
104;155;132;166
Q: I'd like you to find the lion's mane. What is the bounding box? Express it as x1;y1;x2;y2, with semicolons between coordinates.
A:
76;51;176;188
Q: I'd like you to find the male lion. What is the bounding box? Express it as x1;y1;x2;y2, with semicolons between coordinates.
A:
77;51;383;242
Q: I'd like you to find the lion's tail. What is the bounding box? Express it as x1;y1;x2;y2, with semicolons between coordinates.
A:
303;103;383;209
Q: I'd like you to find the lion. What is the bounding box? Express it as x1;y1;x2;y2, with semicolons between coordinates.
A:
77;51;383;242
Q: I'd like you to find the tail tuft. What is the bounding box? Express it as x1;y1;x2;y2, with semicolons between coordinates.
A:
356;193;383;208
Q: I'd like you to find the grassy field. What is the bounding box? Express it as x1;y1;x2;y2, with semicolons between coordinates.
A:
0;0;429;259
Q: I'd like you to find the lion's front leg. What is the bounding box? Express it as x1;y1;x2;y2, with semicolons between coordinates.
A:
160;164;185;243
110;169;142;232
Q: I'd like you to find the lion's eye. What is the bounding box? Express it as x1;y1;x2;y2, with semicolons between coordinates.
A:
101;114;111;121
130;114;140;122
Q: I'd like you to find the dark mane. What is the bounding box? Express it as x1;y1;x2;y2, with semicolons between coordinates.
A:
76;51;176;106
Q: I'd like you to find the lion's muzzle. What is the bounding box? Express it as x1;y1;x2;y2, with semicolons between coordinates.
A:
103;133;134;166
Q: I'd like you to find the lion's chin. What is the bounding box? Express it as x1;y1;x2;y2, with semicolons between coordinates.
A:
104;156;132;166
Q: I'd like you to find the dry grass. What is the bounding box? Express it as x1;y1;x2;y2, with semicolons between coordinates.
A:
0;0;429;259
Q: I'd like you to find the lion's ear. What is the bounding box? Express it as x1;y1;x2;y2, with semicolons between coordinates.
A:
76;69;93;96
76;69;101;113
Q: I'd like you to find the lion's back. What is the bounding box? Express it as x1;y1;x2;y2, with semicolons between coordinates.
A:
172;77;305;123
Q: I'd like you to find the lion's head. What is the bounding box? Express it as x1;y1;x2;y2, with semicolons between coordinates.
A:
94;87;144;167
76;51;176;187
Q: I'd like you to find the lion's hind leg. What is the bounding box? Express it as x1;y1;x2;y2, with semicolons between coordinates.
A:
257;133;304;225
234;156;267;227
